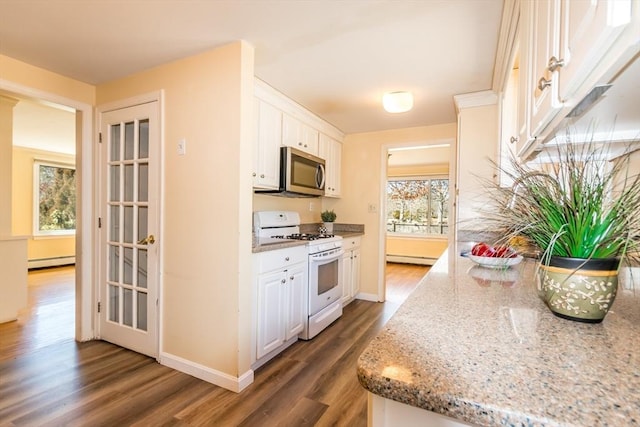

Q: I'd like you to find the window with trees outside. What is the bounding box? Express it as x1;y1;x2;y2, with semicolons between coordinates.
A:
386;177;449;236
34;161;76;236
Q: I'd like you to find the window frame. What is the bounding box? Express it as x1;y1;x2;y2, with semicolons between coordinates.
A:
386;175;450;238
33;160;76;237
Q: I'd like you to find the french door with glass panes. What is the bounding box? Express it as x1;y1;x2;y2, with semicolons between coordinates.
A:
99;101;159;358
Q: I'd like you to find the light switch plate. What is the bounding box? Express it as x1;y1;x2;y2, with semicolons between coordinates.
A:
177;138;186;155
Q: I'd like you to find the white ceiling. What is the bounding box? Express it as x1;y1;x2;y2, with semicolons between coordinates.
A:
0;0;505;135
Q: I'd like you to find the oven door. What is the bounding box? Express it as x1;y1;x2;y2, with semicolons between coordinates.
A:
308;248;344;316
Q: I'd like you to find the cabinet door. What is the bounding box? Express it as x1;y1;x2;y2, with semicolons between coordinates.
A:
282;114;319;156
351;248;361;299
319;134;342;197
285;263;307;340
528;0;563;137
558;0;633;101
253;99;282;189
256;270;286;359
341;251;352;304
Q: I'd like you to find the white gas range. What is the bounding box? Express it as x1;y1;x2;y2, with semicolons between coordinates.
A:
254;211;344;339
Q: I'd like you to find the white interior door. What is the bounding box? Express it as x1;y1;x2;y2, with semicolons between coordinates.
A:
99;101;159;358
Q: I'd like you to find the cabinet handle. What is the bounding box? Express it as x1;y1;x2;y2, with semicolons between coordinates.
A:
281;279;286;284
537;77;552;91
290;276;294;280
547;56;565;72
510;136;518;144
252;172;257;177
285;257;290;261
260;174;265;178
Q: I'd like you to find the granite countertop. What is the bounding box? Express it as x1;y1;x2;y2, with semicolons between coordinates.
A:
357;242;640;426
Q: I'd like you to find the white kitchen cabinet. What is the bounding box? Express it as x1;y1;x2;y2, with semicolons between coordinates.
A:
254;78;344;181
341;236;361;305
520;0;562;146
517;0;638;158
282;113;319;156
557;0;634;102
319;133;342;197
255;246;307;361
252;98;282;189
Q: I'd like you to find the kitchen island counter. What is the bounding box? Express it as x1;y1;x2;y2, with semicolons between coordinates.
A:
357;243;640;426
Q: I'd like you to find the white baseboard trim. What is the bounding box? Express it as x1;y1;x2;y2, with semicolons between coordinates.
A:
355;292;379;302
28;256;75;269
386;255;436;266
160;351;254;393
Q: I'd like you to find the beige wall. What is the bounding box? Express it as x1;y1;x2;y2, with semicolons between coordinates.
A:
96;41;254;378
253;194;321;224
326;124;457;299
12;146;76;261
387;163;449;177
0;54;95;105
0;96;19;235
456;103;499;229
386;237;448;260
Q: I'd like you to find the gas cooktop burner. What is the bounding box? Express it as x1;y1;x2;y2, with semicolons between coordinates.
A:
272;233;334;241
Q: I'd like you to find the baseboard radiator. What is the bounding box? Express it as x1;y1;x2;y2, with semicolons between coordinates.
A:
386;254;437;266
28;256;76;269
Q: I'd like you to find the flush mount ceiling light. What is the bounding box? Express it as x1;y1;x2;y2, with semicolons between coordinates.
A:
383;91;413;113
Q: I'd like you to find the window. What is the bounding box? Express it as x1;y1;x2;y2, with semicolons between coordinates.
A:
34;161;76;235
386;177;449;236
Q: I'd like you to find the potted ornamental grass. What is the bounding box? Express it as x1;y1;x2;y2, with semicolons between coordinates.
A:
320;209;337;233
482;136;640;323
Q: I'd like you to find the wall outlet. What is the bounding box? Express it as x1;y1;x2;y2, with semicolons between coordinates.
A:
368;203;377;213
309;202;315;211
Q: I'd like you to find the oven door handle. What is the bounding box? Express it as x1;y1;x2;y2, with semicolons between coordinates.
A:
309;248;344;263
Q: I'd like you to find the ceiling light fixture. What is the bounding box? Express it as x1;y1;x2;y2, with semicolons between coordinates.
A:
383;91;413;113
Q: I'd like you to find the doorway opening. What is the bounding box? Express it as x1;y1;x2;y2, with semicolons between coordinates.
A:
3;93;78;349
0;80;94;344
383;143;452;304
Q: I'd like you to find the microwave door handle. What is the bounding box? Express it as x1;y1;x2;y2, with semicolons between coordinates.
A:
316;164;326;189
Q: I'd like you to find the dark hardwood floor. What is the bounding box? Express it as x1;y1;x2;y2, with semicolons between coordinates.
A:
0;263;428;426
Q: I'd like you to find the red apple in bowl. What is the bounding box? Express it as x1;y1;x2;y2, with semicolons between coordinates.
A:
471;242;496;257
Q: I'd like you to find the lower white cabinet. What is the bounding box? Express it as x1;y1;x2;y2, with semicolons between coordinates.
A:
341;237;361;305
254;246;308;361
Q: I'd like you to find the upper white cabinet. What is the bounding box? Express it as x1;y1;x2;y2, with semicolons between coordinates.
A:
557;0;634;101
282;113;319;156
522;0;562;143
518;0;638;158
318;133;342;197
253;78;344;193
253;98;282;189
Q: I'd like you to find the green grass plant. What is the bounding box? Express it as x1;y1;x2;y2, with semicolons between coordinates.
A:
484;137;640;264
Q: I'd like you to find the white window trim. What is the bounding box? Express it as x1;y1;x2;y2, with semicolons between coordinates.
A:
33;160;76;237
386;175;450;238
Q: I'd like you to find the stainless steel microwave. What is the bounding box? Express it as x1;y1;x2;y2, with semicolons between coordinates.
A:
256;146;325;197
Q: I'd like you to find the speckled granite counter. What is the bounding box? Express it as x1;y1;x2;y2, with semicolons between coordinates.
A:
357;242;640;426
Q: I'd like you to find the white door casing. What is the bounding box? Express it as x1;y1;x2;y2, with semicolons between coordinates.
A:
98;100;160;358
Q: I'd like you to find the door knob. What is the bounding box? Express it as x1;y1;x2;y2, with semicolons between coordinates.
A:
137;235;155;245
